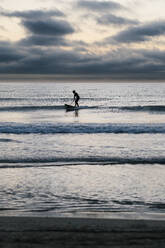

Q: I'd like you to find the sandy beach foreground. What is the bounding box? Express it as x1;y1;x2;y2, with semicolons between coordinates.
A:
0;214;165;247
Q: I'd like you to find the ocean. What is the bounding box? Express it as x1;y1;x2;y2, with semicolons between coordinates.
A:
0;81;165;216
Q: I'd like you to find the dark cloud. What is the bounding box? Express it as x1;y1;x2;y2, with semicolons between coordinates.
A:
111;20;165;43
0;47;99;74
97;14;139;26
143;49;165;63
0;9;74;48
0;41;25;63
1;4;165;79
69;48;165;79
22;19;74;36
18;35;68;47
18;35;88;48
76;0;123;12
0;8;75;49
0;9;64;19
1;39;165;79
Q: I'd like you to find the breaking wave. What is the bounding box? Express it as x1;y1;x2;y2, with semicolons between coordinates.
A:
0;156;165;168
0;122;165;134
0;104;165;112
0;138;20;143
0;105;64;111
110;105;165;112
0;105;97;112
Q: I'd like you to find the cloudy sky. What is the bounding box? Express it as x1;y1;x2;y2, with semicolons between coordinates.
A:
0;0;165;79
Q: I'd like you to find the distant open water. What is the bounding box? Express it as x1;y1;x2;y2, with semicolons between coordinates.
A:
0;81;165;216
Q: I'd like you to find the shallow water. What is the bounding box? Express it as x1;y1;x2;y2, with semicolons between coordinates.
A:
0;81;165;215
0;164;165;215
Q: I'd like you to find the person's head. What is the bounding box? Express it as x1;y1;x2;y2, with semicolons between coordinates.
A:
73;90;75;94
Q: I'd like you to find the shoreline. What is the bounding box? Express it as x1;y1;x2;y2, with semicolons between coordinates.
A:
1;214;165;232
0;214;165;247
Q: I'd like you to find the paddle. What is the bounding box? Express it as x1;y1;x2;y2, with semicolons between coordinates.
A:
70;100;74;105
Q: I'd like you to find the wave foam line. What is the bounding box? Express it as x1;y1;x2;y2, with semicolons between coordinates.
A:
0;105;97;112
0;123;165;134
109;105;165;112
0;104;165;112
0;105;64;111
0;156;165;168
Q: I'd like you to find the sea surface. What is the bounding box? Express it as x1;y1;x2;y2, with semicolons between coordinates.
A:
0;81;165;216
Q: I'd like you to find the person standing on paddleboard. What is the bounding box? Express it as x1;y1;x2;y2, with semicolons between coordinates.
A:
73;90;80;107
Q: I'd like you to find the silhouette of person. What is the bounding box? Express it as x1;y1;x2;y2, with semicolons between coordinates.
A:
72;90;80;107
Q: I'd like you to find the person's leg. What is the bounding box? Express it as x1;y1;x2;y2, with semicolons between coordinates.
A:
75;100;79;107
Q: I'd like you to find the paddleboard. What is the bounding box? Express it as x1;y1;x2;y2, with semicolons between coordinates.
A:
64;104;79;111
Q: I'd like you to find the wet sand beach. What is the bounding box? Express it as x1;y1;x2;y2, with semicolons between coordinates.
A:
0;214;165;247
